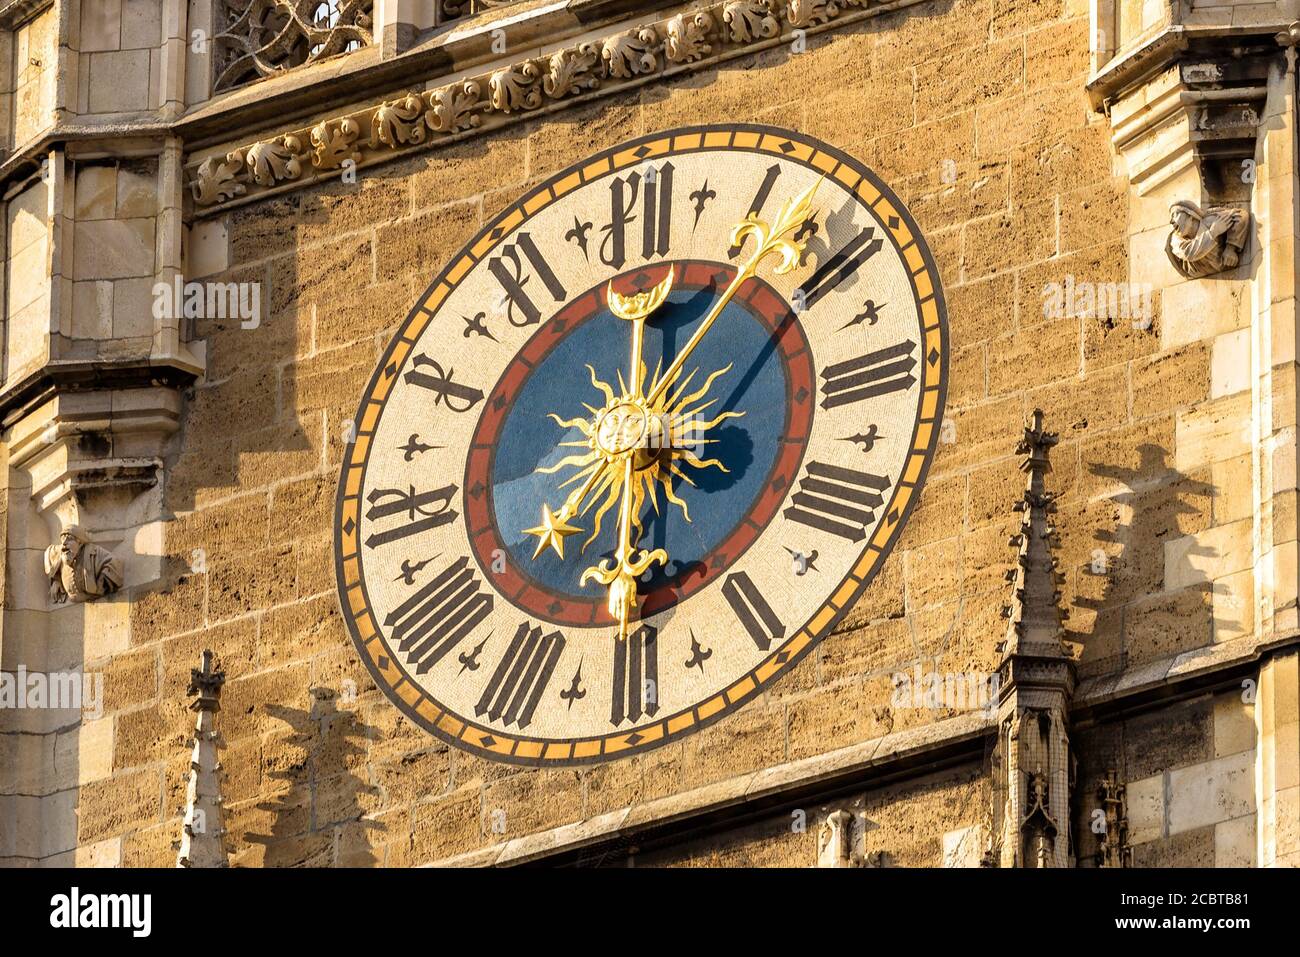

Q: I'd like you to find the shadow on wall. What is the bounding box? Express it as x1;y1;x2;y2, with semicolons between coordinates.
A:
1073;443;1219;677
238;687;383;867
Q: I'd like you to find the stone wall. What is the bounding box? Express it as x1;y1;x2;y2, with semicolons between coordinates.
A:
1;0;1288;868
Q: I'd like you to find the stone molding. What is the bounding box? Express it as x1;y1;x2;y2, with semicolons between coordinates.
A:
0;0;52;31
184;0;926;216
427;631;1297;866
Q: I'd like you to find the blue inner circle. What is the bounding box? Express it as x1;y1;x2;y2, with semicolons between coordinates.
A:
489;279;790;602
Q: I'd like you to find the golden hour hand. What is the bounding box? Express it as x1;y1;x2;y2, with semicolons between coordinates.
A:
524;268;676;566
576;270;675;644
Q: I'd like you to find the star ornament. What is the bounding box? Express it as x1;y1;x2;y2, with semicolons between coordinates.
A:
524;504;581;559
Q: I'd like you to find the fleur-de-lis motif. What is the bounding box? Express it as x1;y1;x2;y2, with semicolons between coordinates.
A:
729;176;824;275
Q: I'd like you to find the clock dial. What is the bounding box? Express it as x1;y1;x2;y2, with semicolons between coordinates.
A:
334;125;949;765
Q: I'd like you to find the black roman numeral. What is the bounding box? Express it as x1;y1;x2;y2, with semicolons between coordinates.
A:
385;557;493;674
820;340;917;409
783;463;890;542
794;227;883;310
364;484;458;548
488;232;567;327
475;622;565;729
611;624;658;726
600;163;675;269
404;354;483;412
722;571;785;651
729;163;781;259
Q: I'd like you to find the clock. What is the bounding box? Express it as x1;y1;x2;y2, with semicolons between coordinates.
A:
334;124;948;765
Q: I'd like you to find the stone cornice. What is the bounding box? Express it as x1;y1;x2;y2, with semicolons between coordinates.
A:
0;0;52;31
1087;22;1293;111
431;630;1299;865
183;0;927;217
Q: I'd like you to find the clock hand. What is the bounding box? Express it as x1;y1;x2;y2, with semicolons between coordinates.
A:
577;269;674;644
524;268;676;561
572;182;823;638
645;176;823;407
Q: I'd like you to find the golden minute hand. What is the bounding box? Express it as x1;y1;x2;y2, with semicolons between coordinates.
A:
645;177;822;407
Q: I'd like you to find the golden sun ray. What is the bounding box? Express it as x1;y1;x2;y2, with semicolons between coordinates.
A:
536;355;747;559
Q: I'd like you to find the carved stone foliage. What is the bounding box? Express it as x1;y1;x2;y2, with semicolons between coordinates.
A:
214;1;374;93
189;0;888;210
43;525;124;604
1166;200;1250;278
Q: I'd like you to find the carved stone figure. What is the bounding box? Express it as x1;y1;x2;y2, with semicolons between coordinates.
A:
44;525;124;604
1166;200;1249;278
816;809;862;867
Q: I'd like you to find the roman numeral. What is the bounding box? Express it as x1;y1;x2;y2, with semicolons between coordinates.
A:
384;557;493;674
404;354;483;412
600;163;675;269
475;622;565;729
820;340;917;409
722;571;785;651
728;163;781;259
611;624;658;726
783;462;890;542
794;227;883;310
488;232;567;328
364;484;458;548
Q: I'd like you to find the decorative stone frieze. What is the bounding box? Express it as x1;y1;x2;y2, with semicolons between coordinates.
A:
187;0;899;214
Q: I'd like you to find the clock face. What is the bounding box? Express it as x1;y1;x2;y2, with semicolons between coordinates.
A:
334;125;948;765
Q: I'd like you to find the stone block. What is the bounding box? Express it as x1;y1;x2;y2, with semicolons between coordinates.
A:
1124;696;1212;779
73;218;155;280
88;50;151;113
1210;328;1251;398
1126;773;1165;845
74;165;117;220
1167;750;1255;834
1213;689;1255;758
1132;342;1210;419
1163;518;1252;592
1214;814;1256;866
